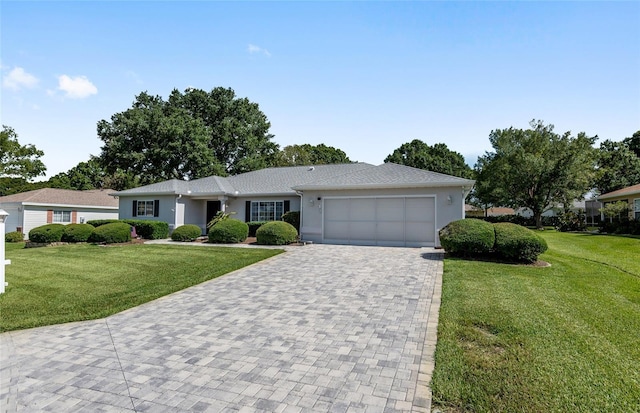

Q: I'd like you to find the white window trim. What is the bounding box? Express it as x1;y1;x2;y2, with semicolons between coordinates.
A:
53;210;72;223
136;200;155;217
251;200;285;222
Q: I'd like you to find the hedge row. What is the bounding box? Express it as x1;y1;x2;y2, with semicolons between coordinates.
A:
5;231;25;243
87;219;169;239
27;222;134;244
439;219;548;263
247;221;268;237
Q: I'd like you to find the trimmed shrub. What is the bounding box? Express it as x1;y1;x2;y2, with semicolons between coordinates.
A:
207;219;249;243
62;223;95;243
439;219;495;256
493;222;548;263
89;222;132;244
256;221;298;245
123;220;169;239
171;224;202;242
28;224;65;243
282;211;300;232
86;219;120;227
5;231;24;243
247;221;268;237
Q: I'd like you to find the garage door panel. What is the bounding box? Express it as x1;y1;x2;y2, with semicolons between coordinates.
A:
377;221;404;241
323;196;435;246
349;199;375;220
376;198;404;221
324;199;349;220
406;197;434;221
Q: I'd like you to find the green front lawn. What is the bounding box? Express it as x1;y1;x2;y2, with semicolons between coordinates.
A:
431;231;640;412
0;243;282;332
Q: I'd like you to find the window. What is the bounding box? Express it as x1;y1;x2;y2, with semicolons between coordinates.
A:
251;201;284;222
53;211;71;223
134;200;158;217
635;199;640;220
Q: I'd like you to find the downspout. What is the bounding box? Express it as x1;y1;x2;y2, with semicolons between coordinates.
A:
296;190;304;242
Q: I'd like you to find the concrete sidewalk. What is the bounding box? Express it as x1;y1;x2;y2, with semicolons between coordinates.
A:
1;244;443;413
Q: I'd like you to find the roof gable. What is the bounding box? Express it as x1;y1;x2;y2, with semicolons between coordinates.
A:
598;183;640;200
0;188;119;207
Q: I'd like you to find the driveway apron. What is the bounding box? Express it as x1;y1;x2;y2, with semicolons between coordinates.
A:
1;245;443;413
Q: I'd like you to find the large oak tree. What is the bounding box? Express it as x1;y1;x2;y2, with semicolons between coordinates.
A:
0;125;46;180
474;120;597;228
97;88;278;185
384;139;472;178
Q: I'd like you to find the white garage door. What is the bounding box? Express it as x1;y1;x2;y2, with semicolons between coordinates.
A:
323;196;435;247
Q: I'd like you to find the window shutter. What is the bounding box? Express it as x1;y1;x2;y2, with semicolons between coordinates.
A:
154;200;160;217
245;201;251;222
132;200;137;217
284;200;290;214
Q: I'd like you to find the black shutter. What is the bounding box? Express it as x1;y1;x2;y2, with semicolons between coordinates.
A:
245;201;251;222
284;200;290;214
153;200;160;217
132;200;137;217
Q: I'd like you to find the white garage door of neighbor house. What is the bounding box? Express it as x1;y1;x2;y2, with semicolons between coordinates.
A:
323;196;436;247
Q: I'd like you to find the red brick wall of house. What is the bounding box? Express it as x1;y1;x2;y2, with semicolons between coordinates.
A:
46;210;53;223
72;210;77;224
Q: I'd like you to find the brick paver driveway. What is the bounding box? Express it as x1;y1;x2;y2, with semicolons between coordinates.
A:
1;244;443;413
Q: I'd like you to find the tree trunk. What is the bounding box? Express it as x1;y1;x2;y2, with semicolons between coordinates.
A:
534;211;543;229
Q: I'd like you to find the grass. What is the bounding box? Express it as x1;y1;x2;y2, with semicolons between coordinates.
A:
0;243;282;332
431;231;640;412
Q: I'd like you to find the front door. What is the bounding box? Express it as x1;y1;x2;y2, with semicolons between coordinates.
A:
206;201;221;233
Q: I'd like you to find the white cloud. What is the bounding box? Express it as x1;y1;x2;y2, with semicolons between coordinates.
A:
248;44;271;58
2;66;39;90
57;74;97;99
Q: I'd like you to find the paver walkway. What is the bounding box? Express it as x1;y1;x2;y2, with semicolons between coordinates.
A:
0;244;443;413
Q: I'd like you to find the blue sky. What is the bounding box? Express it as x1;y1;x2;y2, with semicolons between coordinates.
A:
2;1;639;179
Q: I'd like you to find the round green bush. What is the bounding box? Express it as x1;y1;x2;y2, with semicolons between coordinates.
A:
207;219;249;243
247;221;268;237
256;221;298;245
61;223;95;243
493;222;548;263
282;211;300;232
5;231;24;243
88;222;132;244
171;224;202;242
439;219;495;256
28;224;65;243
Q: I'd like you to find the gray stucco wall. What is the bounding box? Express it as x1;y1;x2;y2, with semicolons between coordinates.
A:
226;196;301;222
118;195;177;230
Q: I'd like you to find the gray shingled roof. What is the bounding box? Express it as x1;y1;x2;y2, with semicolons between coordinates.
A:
292;163;475;190
228;163;374;195
0;188;119;207
112;179;192;196
111;162;474;197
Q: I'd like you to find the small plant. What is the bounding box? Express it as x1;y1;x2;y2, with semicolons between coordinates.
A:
5;231;24;243
207;211;237;229
599;201;630;221
439;219;495;256
493;222;548;263
282;211;300;232
256;221;298;245
28;224;65;243
89;222;132;244
62;223;95;243
171;224;202;242
207;219;248;243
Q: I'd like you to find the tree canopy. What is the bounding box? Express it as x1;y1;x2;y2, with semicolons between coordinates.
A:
384;139;472;178
474;120;597;228
594;138;640;194
274;144;351;166
97;87;278;186
0;125;46;180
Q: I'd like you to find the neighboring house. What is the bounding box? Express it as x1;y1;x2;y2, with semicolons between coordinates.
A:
0;188;119;238
112;163;475;247
597;183;640;220
465;204;515;217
